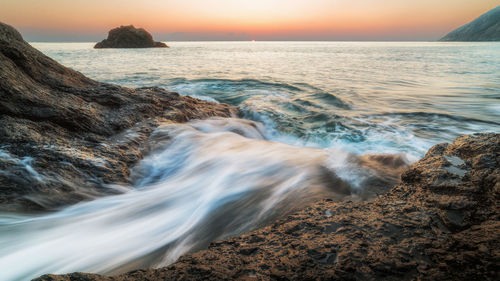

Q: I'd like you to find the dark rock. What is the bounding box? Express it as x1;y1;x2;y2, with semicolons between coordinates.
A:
0;22;237;211
440;5;500;41
239;247;258;256
94;25;168;48
38;133;500;280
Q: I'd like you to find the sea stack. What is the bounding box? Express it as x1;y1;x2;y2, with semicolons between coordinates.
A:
94;25;168;48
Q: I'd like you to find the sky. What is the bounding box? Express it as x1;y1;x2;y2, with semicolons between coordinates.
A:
1;0;499;41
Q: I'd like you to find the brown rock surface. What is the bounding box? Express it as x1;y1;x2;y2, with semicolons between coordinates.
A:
94;25;168;48
0;22;237;211
37;133;500;280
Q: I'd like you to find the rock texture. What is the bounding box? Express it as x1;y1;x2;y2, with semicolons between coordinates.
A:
94;25;168;48
37;133;500;280
0;22;236;211
441;5;500;41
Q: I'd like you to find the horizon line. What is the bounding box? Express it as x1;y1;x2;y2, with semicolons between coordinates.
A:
29;39;450;43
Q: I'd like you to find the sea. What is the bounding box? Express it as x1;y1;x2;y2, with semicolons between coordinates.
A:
34;41;500;160
1;41;499;280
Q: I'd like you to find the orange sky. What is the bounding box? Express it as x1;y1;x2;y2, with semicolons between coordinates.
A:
1;0;499;41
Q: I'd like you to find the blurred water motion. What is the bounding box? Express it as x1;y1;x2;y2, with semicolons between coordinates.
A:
0;118;406;280
1;41;497;280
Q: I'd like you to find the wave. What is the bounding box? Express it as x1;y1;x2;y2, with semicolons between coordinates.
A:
0;118;407;280
379;79;423;88
166;77;351;110
169;78;304;92
367;111;500;126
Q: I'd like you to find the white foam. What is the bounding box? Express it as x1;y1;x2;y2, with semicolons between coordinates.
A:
0;118;371;280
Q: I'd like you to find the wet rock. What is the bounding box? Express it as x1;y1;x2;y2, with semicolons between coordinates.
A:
0;22;237;211
39;133;500;280
239;247;258;256
94;25;168;48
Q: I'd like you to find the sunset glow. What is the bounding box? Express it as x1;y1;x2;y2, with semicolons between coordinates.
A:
1;0;498;40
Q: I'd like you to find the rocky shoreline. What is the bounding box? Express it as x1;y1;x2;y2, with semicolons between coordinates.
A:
0;22;235;212
36;133;499;280
1;22;498;280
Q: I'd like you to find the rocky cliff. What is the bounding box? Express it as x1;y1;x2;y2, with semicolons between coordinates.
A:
38;133;499;280
94;25;168;48
441;5;500;41
0;22;236;211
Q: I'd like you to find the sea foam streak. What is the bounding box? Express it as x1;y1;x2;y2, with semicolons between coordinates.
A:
0;118;405;280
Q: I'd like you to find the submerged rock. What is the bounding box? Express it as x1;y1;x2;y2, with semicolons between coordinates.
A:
0;22;236;211
94;25;168;48
38;133;500;280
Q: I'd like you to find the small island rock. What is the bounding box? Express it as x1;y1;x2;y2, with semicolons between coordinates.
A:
94;25;168;48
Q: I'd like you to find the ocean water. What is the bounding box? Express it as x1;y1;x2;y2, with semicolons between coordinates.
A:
32;41;500;160
0;42;499;280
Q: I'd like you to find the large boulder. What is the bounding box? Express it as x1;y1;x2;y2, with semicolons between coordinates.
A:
0;22;236;211
94;25;168;48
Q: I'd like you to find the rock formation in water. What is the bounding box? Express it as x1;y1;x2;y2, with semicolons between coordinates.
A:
94;25;168;48
0;22;236;211
440;5;500;41
38;133;500;280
